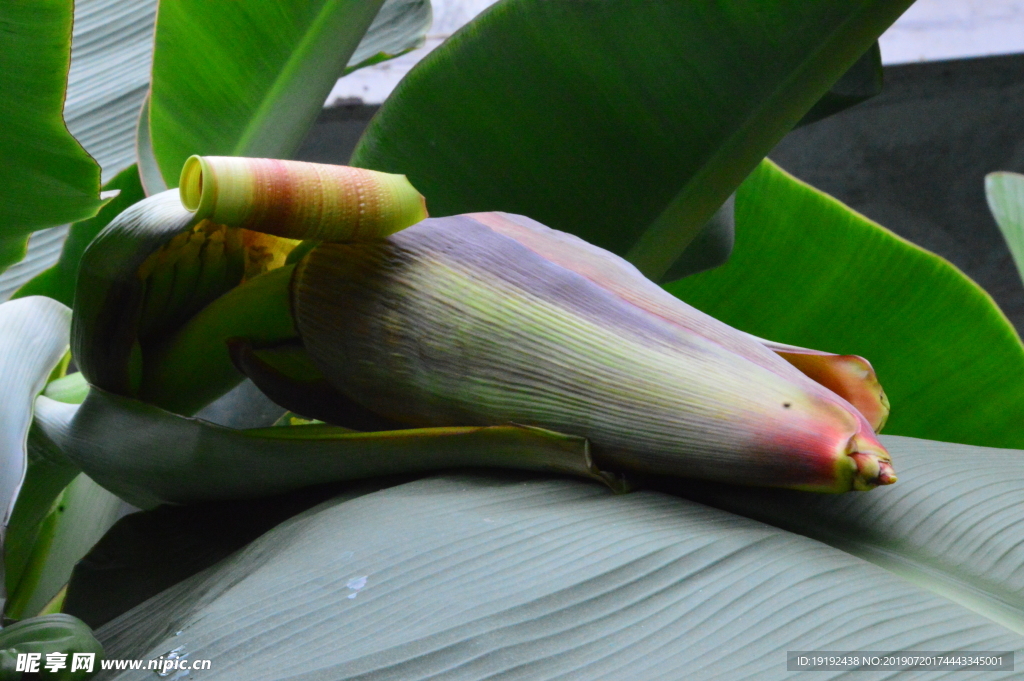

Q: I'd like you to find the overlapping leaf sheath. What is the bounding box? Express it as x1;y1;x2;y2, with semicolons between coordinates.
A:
292;214;895;493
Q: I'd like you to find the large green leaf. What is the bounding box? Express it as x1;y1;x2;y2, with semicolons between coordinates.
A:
87;473;1022;680
150;0;413;186
0;0;105;273
0;0;157;300
666;159;1024;448
986;172;1024;285
0;298;73;612
351;0;914;281
13;166;146;307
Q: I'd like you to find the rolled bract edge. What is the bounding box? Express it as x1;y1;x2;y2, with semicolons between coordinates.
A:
291;214;895;493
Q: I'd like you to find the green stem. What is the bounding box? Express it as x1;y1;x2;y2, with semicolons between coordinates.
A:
140;264;298;415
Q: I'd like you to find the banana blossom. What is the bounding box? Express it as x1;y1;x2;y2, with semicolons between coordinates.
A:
65;156;894;497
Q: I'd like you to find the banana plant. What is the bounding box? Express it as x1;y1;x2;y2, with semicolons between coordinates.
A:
6;0;1024;679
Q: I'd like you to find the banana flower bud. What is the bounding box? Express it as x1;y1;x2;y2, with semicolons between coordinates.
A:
291;213;896;493
72;157;893;495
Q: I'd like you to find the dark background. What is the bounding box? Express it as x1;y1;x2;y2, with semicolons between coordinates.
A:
296;52;1024;334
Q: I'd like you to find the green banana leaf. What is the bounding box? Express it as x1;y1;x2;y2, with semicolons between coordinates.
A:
0;0;105;275
148;0;431;186
666;159;1024;449
0;298;74;612
638;40;881;282
0;0;155;301
76;468;1022;680
64;482;365;628
4;474;123;621
986;172;1024;285
0;0;430;302
13;166;146;307
351;0;913;281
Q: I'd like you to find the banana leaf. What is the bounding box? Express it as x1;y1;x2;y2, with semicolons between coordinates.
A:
0;298;74;613
0;0;106;276
148;0;432;186
31;388;620;508
80;466;1023;680
667;159;1024;449
986;172;1024;285
352;0;914;281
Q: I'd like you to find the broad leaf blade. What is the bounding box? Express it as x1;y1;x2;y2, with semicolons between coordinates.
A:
795;41;883;128
986;172;1024;285
0;0;157;300
92;475;1023;679
352;0;914;280
149;0;389;186
13;165;146;306
667;159;1024;448
64;482;375;628
664;435;1024;637
0;0;104;264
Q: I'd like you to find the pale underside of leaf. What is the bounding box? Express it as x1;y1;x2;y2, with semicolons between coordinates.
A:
94;475;1022;680
0;298;73;610
663;435;1024;639
986;172;1024;286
